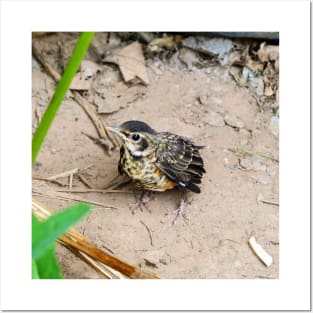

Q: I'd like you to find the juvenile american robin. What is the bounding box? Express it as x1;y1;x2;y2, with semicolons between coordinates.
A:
108;120;206;224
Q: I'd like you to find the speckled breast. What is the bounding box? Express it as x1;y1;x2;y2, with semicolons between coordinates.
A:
120;149;176;192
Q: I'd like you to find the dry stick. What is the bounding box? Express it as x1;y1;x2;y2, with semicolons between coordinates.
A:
56;188;133;194
32;199;159;279
47;168;79;180
63;244;126;279
32;43;118;150
260;199;279;206
32;191;119;209
46;164;92;183
82;131;114;152
59;232;158;278
78;173;95;189
32;176;68;187
140;220;153;246
62;244;111;279
69;173;74;190
71;92;118;150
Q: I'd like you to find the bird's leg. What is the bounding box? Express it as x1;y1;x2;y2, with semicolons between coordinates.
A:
129;191;153;214
166;194;189;225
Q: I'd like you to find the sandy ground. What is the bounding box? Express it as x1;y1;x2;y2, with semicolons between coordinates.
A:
32;33;279;279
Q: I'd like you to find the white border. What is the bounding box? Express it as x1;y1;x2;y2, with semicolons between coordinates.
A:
0;0;310;310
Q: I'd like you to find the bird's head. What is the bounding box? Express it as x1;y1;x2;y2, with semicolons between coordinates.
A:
108;120;157;158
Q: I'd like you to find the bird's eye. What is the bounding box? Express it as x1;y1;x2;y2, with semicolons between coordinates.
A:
132;133;140;141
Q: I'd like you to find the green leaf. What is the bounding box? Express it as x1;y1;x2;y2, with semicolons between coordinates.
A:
32;32;95;164
32;203;90;260
34;244;63;279
32;259;40;279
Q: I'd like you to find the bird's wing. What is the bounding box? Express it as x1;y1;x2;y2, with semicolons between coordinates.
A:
155;132;205;193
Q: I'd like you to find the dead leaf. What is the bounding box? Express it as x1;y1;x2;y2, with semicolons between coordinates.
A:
257;42;279;63
264;85;274;97
70;60;102;90
70;73;91;90
149;36;174;50
80;60;102;79
245;59;264;73
103;42;149;85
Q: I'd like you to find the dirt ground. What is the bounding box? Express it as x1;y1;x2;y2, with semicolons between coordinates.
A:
32;32;279;279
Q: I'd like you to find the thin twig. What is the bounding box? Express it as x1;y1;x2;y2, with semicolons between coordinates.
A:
101;174;132;190
140;220;153;246
32;191;119;209
47;168;79;180
78;173;95;189
32;176;68;187
260;199;279;206
69;173;74;190
56;188;133;194
32;43;118;151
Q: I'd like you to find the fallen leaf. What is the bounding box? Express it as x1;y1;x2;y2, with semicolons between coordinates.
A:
257;42;279;63
70;73;91;90
80;60;102;79
70;60;102;90
264;85;274;97
149;36;174;49
103;42;149;85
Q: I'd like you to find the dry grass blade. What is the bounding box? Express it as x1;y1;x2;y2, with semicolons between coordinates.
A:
32;190;120;209
228;147;278;163
77;173;96;189
140;220;153;246
47;168;79;180
32;175;68;187
56;188;133;194
32;198;160;279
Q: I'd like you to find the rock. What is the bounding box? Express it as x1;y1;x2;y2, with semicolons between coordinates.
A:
252;175;269;185
168;51;186;70
146;58;165;75
239;156;267;171
183;36;234;57
241;67;251;83
242;67;264;97
179;47;202;69
249;75;264;97
270;116;279;138
239;157;253;170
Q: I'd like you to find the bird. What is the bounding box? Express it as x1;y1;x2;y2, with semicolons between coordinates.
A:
107;120;206;224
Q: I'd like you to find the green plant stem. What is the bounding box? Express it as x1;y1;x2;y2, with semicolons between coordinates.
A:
32;32;94;165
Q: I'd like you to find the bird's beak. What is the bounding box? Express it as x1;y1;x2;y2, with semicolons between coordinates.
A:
107;126;125;140
107;126;120;135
